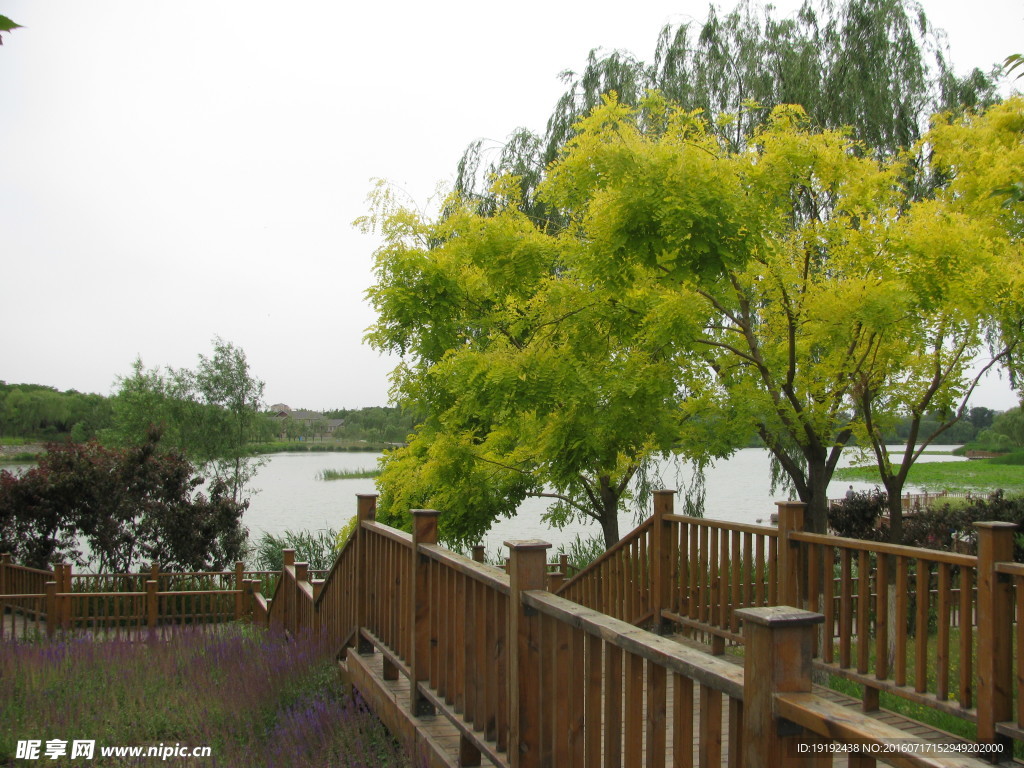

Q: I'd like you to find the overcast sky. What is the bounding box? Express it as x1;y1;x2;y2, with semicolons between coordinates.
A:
1;1;1021;411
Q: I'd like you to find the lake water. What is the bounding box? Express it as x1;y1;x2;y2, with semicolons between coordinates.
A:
242;446;966;555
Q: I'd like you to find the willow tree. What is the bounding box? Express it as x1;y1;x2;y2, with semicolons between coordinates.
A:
361;182;694;549
456;0;998;220
535;95;1023;534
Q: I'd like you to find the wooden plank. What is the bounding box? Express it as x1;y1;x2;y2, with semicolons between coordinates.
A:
936;563;950;701
625;653;644;768
698;683;722;768
915;561;929;694
585;633;603;767
672;674;694;768
605;644;623;768
646;660;667;768
895;556;908;687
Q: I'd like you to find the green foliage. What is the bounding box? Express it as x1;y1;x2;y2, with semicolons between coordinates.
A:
320;405;417;444
828;489;888;542
316;468;381;480
0;429;247;571
368;94;1024;546
902;491;1024;558
1006;53;1024;81
363;182;693;548
106;338;266;503
0;382;113;440
0;14;21;44
835;459;1024;495
248;528;340;572
555;534;606;574
971;407;1024;452
457;0;999;221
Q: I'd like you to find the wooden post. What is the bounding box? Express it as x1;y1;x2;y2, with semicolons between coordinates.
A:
251;579;264;626
283;548;296;567
45;580;56;638
737;606;823;768
234;561;244;620
506;539;551;768
776;501;806;609
650;489;675;634
150;562;159;586
146;579;158;639
974;521;1015;755
59;563;72;631
472;545;485;563
356;494;377;655
0;552;9;596
411;509;440;716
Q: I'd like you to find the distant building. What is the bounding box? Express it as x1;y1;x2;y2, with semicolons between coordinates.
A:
270;404;344;438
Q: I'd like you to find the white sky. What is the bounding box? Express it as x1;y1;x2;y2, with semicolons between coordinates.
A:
1;0;1021;410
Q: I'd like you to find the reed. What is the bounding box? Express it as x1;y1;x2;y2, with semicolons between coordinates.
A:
315;468;381;480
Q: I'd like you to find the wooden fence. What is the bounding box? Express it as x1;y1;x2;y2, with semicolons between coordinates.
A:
556;491;1024;759
0;556;276;640
258;493;1002;767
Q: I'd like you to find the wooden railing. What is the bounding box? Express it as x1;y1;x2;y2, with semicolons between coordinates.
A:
251;493;1002;767
0;553;52;595
1;558;265;640
556;516;655;626
557;490;782;647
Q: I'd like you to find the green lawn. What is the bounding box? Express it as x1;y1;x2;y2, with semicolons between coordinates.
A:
834;460;1024;494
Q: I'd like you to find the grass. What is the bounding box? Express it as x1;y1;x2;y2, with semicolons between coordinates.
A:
0;625;414;767
834;459;1024;494
0;451;39;464
316;468;381;481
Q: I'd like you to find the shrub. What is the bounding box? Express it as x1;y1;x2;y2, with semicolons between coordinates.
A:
827;488;888;542
0;428;246;571
902;490;1024;558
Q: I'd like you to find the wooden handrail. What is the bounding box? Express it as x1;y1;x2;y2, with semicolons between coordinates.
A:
418;543;510;594
522;589;744;700
663;513;780;537
361;519;414;546
790;530;979;566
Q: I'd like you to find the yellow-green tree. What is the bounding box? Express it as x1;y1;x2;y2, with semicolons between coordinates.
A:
363;184;693;548
365;95;1023;544
541;95;1023;535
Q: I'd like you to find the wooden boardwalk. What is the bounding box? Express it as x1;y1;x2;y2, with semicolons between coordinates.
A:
342;635;979;768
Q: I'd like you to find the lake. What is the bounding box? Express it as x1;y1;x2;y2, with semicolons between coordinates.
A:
243;447;966;555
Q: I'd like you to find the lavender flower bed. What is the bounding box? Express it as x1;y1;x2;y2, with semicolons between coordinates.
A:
0;626;412;767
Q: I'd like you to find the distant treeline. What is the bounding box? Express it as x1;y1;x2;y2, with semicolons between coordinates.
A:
0;382;112;441
0;380;1004;449
0;381;417;446
320;406;417;444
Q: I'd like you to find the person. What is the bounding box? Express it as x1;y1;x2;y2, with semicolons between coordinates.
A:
845;485;855;501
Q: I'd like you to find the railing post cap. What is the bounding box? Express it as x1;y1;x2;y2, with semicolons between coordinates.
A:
356;493;379;500
654;488;676;496
775;500;807;510
735;606;824;628
973;521;1018;531
504;539;552;552
411;508;441;517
